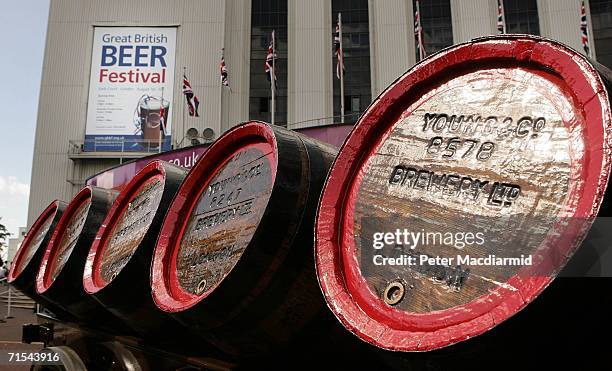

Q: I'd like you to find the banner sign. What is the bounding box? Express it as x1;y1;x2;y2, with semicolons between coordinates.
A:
85;27;176;152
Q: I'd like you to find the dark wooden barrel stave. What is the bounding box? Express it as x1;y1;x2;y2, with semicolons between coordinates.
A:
315;35;612;352
82;160;199;342
7;200;76;320
35;186;129;332
151;121;338;356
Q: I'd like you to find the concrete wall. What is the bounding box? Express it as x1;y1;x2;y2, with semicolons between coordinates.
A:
287;0;333;129
221;0;252;132
368;0;416;97
451;0;497;44
538;0;594;56
7;227;26;264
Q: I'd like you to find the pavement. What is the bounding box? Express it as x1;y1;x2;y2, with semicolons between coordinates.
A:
0;284;38;342
0;283;42;371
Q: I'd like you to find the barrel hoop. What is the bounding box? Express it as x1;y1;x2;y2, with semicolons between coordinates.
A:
36;187;93;294
8;201;60;281
84;161;166;294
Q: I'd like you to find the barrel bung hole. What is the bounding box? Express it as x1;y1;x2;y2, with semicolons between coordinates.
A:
383;281;405;306
196;279;207;295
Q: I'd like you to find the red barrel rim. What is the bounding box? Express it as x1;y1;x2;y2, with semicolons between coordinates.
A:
315;36;612;351
83;161;166;294
151;121;278;312
8;200;61;282
36;187;93;294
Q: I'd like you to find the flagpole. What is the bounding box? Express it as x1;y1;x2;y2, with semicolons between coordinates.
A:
183;66;187;148
581;0;592;57
219;48;224;134
271;30;276;126
219;1;227;134
159;86;163;153
416;0;424;61
502;4;507;34
500;0;506;34
339;13;345;124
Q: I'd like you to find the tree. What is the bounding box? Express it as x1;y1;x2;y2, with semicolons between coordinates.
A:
0;219;10;267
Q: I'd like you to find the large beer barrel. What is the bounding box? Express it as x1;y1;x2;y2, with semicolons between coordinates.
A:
315;35;612;352
7;200;75;320
82;160;190;340
150;121;338;356
35;186;127;331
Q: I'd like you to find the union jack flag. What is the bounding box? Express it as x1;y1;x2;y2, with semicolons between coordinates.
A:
497;0;506;34
159;99;166;132
265;31;276;86
580;0;591;57
334;14;344;79
182;74;200;117
220;51;229;87
414;0;426;61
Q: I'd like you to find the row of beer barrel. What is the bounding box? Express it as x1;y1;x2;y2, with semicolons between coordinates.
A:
8;35;612;363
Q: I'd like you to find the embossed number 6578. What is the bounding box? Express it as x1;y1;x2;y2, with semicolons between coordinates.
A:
426;137;495;161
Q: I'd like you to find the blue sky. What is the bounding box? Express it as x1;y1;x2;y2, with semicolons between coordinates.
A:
0;0;50;236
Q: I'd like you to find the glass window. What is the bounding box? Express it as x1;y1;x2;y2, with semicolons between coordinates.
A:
249;0;288;126
414;0;453;61
351;96;360;112
332;0;372;124
590;0;612;69
503;0;540;35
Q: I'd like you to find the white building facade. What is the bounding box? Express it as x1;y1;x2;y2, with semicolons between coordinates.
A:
28;0;612;225
7;227;27;264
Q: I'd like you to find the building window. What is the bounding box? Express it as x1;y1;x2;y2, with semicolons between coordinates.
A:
351;96;360;112
249;0;288;126
590;0;612;69
332;0;371;124
415;0;453;60
503;0;540;35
